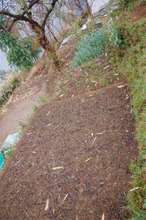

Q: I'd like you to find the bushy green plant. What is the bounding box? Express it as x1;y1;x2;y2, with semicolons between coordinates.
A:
119;0;133;8
72;31;108;67
0;32;40;70
71;18;129;68
104;18;127;48
117;0;140;9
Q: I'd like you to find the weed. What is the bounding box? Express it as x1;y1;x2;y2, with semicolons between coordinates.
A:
0;76;20;109
33;105;39;113
4;147;15;158
39;95;49;104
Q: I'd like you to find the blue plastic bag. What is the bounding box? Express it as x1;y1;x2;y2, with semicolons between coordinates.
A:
0;152;5;170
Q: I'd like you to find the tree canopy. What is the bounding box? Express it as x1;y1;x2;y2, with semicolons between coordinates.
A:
0;0;92;67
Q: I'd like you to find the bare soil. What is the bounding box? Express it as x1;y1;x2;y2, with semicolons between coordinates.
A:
0;74;48;146
0;84;137;220
132;2;146;21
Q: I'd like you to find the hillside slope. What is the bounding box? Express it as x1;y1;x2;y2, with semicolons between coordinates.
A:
0;84;137;220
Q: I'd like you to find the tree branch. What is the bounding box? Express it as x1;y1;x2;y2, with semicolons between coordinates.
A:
0;9;42;32
0;10;30;22
42;0;59;29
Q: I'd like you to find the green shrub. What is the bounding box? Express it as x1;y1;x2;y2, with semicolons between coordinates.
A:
119;0;133;8
0;32;40;70
104;19;127;48
117;0;140;9
72;31;108;67
71;18;130;68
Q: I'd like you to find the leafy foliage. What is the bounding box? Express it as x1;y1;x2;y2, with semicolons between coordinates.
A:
104;18;127;48
117;0;140;9
119;0;134;7
0;32;40;70
71;18;129;68
72;31;108;67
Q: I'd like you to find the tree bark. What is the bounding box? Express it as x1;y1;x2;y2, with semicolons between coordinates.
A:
41;35;60;67
0;0;60;67
30;24;60;68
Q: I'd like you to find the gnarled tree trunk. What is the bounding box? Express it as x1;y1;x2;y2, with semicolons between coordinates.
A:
40;32;60;67
31;24;60;68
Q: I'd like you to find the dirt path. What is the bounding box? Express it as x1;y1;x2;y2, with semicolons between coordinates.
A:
0;74;48;147
0;84;137;220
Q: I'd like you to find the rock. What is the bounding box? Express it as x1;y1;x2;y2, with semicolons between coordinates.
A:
1;132;22;151
81;24;87;31
96;3;109;17
60;35;73;48
93;0;118;18
89;0;109;15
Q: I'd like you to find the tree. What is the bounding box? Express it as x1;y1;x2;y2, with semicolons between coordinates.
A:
0;0;60;66
0;31;40;69
0;0;95;68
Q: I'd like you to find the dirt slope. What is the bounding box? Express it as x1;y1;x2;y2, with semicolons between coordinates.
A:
0;84;137;220
0;74;48;146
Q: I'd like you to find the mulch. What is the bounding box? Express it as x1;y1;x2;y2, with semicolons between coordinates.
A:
0;84;137;220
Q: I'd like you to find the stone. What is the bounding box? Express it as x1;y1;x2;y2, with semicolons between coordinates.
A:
1;132;22;151
60;35;73;48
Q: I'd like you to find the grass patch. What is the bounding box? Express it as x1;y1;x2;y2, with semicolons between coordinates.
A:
56;55;122;99
107;7;146;219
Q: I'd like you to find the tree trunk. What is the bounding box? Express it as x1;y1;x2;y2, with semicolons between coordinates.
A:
39;32;60;68
30;23;60;68
85;0;92;17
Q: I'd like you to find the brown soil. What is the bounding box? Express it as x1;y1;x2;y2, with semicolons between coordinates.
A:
0;84;137;220
56;56;123;100
132;2;146;21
